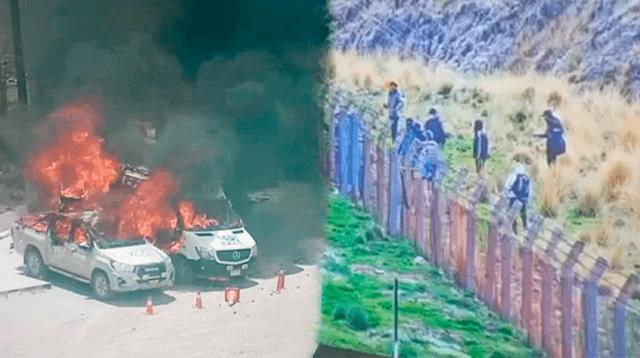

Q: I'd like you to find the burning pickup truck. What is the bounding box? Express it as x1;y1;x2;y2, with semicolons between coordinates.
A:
11;211;175;300
114;165;258;284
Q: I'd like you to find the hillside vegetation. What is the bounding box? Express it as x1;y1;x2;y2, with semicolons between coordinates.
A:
327;50;640;276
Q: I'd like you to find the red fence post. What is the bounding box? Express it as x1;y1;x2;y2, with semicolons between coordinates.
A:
583;257;608;358
484;194;507;308
522;215;544;342
446;171;467;272
415;173;425;257
613;274;640;358
431;181;443;266
542;227;564;354
561;241;585;358
500;200;522;321
464;182;485;292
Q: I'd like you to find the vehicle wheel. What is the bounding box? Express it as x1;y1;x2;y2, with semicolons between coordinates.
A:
92;271;116;300
173;256;195;285
25;248;47;279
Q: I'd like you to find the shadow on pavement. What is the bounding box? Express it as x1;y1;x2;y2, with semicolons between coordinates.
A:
169;277;259;293
15;265;177;307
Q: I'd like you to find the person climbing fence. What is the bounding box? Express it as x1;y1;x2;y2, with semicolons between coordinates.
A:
419;130;445;189
504;165;531;235
533;109;566;166
473;119;489;174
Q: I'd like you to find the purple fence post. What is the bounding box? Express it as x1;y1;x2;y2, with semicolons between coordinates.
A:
464;181;485;292
363;127;372;211
388;149;402;236
561;241;586;358
522;215;544;342
376;145;385;226
500;200;522;321
542;227;564;354
485;194;508;308
613;274;640;358
583;257;608;358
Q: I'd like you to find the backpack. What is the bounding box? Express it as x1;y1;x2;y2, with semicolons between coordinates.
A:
422;155;436;180
548;127;565;155
511;174;530;202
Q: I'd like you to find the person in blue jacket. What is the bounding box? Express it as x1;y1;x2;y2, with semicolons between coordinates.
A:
397;118;428;160
533;109;566;166
473;119;489;174
424;107;446;148
387;81;405;142
504;165;531;235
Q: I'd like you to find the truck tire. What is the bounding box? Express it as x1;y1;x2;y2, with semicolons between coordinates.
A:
25;248;47;279
91;271;116;300
173;255;195;285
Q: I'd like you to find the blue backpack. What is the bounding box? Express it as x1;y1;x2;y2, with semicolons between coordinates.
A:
422;155;437;180
511;174;530;202
548;127;566;155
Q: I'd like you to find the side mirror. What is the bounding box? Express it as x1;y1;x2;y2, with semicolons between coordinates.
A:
78;241;91;250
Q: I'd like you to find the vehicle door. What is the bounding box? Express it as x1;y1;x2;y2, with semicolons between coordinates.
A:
67;224;93;279
46;216;77;274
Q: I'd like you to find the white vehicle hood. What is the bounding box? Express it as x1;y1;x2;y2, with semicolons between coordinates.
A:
101;244;167;265
186;228;256;250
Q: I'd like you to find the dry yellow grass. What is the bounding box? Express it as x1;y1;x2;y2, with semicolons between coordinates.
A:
331;50;640;270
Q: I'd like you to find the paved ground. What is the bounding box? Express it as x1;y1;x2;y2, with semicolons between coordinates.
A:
0;263;321;358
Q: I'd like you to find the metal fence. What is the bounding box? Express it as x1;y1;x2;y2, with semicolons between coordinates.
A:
329;105;640;358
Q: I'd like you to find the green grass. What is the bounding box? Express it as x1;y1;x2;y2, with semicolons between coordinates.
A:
319;194;544;358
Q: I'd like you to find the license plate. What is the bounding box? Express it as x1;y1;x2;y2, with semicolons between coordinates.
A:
230;269;241;277
148;280;159;287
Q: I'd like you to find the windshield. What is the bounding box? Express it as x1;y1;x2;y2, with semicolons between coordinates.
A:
94;238;147;249
190;199;243;231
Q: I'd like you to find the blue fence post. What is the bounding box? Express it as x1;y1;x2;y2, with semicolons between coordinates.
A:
350;112;363;203
338;111;350;196
388;147;402;236
613;274;639;358
583;257;608;358
363;124;372;211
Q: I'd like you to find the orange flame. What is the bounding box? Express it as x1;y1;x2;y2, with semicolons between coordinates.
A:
24;99;120;209
178;201;219;230
114;169;179;241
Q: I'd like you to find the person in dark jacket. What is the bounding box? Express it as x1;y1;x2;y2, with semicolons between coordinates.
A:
387;81;405;142
473;119;489;174
424;107;446;148
504;165;531;235
533;109;566;166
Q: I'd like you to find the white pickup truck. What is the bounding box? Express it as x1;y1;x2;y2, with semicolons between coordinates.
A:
11;211;175;300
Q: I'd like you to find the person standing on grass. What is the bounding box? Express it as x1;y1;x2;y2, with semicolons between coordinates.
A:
533;109;566;166
504;164;531;235
386;81;405;142
424;107;447;148
473;119;489;174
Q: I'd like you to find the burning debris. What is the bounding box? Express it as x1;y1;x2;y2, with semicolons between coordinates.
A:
24;100;120;210
20;97;222;254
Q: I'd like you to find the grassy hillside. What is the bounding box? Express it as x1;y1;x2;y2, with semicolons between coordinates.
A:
326;51;640;278
319;194;543;358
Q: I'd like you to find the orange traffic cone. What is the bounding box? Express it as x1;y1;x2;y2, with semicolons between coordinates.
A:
195;292;203;309
146;296;154;315
225;287;240;306
275;269;285;294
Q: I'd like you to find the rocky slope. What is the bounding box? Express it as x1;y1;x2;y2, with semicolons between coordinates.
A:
330;0;640;101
